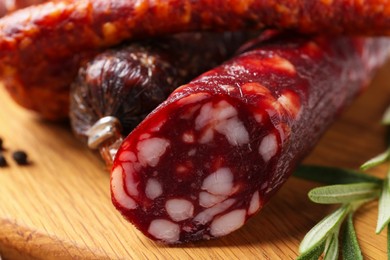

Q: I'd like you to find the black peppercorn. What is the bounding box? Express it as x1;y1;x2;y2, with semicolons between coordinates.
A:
12;150;28;165
0;154;7;167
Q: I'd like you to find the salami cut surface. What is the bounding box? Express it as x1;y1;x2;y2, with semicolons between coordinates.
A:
111;33;390;243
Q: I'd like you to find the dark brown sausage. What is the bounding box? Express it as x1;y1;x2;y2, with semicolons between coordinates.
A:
70;31;255;143
2;0;390;118
110;33;390;244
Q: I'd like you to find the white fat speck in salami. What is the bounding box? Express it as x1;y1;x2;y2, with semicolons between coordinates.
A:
195;100;238;130
194;198;236;224
166;199;194;221
150;119;167;132
195;100;248;145
182;132;195;143
111;166;137;209
137;137;170;167
118;151;137;162
241;82;272;95
215;117;249;145
202;168;234;195
188;149;196;156
219;84;236;93
148;219;180;243
248;191;260;215
145;178;163;200
123;162;139;196
214;100;237;121
199;191;226;208
195;102;213;130
258;134;278;162
176;92;210;106
210;209;246;237
272;56;296;74
278;90;301;118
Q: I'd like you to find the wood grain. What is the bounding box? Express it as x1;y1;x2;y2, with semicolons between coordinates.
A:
0;61;389;259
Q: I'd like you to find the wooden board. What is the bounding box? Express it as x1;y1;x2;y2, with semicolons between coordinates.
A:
0;60;389;260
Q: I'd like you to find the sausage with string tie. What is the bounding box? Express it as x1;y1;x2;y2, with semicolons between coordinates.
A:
70;31;255;146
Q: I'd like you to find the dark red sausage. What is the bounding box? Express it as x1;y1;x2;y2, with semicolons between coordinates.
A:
2;0;390;118
110;34;390;244
70;31;255;143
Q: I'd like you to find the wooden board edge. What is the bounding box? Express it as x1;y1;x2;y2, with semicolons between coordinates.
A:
0;219;108;260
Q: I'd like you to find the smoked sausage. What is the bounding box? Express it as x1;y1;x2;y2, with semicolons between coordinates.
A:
111;33;390;243
70;31;254;142
2;0;390;118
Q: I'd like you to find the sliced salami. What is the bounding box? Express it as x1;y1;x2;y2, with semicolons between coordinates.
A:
111;33;390;243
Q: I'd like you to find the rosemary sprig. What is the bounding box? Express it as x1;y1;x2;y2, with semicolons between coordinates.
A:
382;105;390;125
296;194;369;259
360;149;390;171
364;106;390;235
296;241;326;260
323;232;339;260
295;104;390;259
377;173;390;233
299;204;350;255
308;183;380;204
388;224;390;260
342;213;363;260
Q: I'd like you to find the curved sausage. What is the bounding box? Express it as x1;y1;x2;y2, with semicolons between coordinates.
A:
110;34;390;244
2;0;390;118
70;31;255;143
